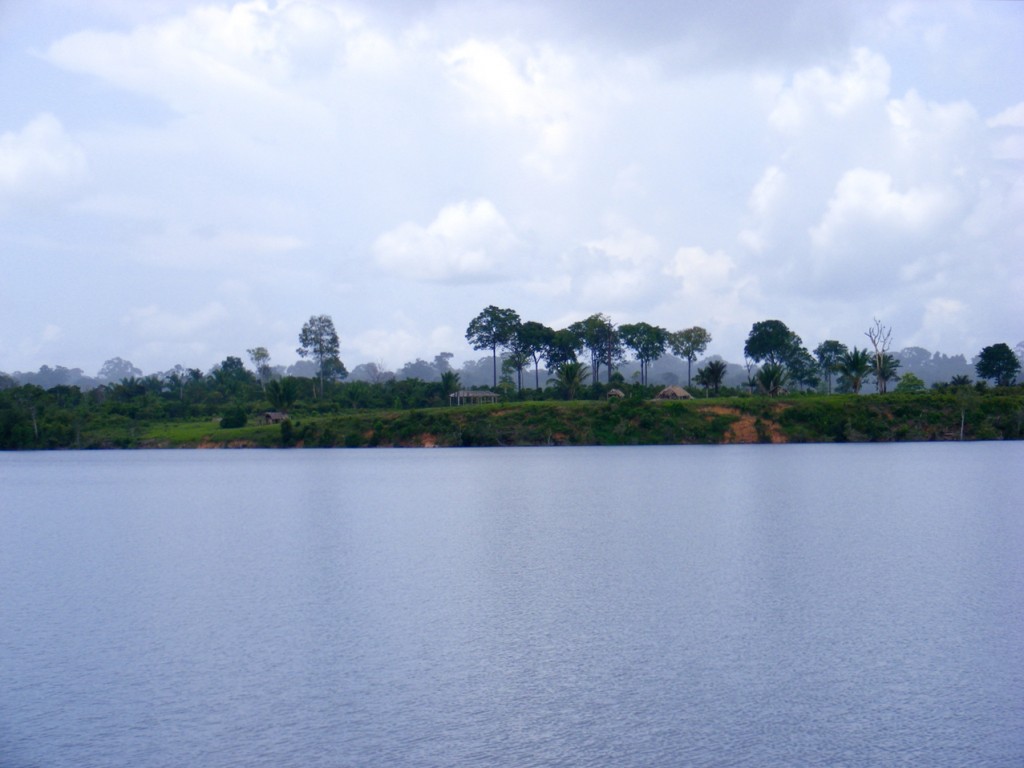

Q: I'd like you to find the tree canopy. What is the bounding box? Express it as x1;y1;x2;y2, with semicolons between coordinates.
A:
297;314;345;399
743;320;803;367
975;343;1020;386
465;305;521;388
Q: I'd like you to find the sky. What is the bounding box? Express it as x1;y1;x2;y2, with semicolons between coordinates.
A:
1;0;1022;377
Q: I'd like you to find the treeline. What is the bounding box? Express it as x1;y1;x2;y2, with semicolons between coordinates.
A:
1;309;1020;450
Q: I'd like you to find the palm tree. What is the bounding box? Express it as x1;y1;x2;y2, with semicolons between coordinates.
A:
697;359;728;396
440;370;461;402
755;362;789;397
547;361;590;401
873;352;901;394
266;377;298;413
836;347;873;394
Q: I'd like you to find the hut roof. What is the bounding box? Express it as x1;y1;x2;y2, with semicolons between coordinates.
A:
655;385;693;400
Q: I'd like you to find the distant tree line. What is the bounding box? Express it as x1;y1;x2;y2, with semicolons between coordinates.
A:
1;309;1020;448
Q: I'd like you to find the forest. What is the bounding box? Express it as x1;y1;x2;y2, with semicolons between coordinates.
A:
1;309;1020;449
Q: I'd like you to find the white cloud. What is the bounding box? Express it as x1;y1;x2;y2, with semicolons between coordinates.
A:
769;47;890;133
441;37;615;177
810;168;955;250
373;199;521;282
988;102;1024;129
0;114;86;207
584;228;661;266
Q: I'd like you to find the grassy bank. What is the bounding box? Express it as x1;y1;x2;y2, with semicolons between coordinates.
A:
109;392;1024;449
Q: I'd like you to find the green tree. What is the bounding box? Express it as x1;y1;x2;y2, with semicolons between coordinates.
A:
619;322;668;386
756;362;789;396
872;353;901;394
895;372;925;393
788;347;821;391
569;314;623;385
975;343;1021;386
266;377;298;412
465;305;521;388
502;320;538;392
440;370;461;402
668;326;711;388
696;358;727;396
836;347;873;394
297;314;345;399
547;361;590;400
211;356;253;399
542;328;580;374
814;340;848;395
744;320;802;367
517;321;555;390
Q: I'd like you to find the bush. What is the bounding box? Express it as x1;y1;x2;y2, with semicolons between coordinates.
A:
219;407;247;429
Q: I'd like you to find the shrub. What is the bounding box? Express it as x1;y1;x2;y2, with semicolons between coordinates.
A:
219;407;247;429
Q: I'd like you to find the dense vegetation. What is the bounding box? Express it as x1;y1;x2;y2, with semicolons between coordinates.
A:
3;310;1020;449
2;379;1021;450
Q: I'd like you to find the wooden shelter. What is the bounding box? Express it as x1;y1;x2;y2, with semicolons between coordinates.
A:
654;385;693;400
449;390;500;406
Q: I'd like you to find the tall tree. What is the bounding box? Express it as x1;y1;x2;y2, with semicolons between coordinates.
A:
542;329;580;376
465;305;521;388
502;323;532;392
569;314;622;384
975;343;1021;386
619;322;668;386
246;346;272;391
865;318;895;393
297;314;344;399
668;326;711;387
872;353;901;394
836;347;873;394
814;340;848;395
517;321;555;390
744;320;802;368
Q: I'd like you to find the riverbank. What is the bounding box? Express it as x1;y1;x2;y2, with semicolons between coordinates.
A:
108;392;1024;448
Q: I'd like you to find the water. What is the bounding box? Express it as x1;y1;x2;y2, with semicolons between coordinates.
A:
1;444;1022;767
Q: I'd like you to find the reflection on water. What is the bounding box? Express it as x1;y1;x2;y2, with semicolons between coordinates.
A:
1;444;1022;766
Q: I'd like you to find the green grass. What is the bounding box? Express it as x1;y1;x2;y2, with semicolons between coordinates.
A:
58;391;1024;449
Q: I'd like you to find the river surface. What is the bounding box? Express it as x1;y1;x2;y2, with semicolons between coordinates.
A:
2;444;1022;767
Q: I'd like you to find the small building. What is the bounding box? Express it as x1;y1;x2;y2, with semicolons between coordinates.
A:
607;388;626;399
655;385;693;400
259;411;288;425
449;390;500;406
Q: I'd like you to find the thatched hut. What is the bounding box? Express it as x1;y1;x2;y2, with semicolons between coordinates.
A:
606;388;626;399
654;385;693;400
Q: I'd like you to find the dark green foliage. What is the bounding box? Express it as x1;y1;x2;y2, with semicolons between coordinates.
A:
219;406;248;429
466;305;521;387
744;320;803;366
975;343;1020;386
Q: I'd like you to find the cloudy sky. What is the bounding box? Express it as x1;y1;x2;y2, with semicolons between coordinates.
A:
2;0;1021;376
